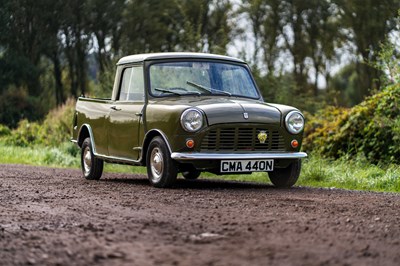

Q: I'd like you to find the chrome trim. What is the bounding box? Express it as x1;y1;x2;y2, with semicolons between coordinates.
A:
285;111;305;135
180;108;203;133
143;129;174;155
81;124;97;153
171;152;308;160
95;154;141;164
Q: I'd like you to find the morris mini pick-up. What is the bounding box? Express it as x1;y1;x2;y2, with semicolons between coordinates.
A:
71;52;307;188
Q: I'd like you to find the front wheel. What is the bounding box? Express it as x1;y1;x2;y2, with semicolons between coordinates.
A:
182;170;201;180
81;137;104;180
146;136;178;188
268;159;301;188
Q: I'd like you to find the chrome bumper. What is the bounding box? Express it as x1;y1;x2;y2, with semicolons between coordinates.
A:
171;152;307;161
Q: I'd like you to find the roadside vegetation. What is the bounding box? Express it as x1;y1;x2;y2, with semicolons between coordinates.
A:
1;141;399;192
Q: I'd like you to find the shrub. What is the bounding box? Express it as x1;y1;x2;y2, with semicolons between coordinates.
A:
3;99;76;147
0;124;11;137
304;84;400;164
38;98;76;146
0;86;44;128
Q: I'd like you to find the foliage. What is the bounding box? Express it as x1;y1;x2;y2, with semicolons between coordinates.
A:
91;60;117;98
304;34;400;164
0;86;45;128
303;84;400;164
370;41;400;86
2;99;76;147
241;0;399;103
329;63;360;106
0;124;11;137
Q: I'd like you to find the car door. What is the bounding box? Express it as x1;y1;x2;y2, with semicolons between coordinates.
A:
107;65;145;160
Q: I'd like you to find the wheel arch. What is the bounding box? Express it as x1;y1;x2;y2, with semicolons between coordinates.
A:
77;124;95;150
141;129;173;166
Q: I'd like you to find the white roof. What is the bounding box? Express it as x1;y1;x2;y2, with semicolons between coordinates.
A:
117;52;245;65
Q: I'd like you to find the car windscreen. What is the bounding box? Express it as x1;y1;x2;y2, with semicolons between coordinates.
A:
149;61;260;99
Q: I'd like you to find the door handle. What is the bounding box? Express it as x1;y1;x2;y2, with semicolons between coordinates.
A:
110;106;121;111
135;113;143;117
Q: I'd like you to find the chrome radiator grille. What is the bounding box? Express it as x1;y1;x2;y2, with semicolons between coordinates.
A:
200;127;285;151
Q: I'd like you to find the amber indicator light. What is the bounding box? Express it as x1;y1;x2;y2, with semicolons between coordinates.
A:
291;139;299;148
186;139;195;149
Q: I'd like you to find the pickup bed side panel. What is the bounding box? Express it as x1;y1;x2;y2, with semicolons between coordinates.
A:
75;98;112;156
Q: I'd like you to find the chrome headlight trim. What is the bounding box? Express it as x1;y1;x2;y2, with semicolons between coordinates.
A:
180;108;203;132
285;111;305;134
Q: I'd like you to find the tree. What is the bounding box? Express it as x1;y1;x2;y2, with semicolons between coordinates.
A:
175;0;232;53
61;0;91;97
87;0;126;73
0;0;48;96
335;0;400;102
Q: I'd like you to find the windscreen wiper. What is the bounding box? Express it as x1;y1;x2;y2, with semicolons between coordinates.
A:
186;81;232;96
154;88;182;96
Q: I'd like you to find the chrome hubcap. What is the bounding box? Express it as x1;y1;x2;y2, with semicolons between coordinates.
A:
83;146;92;176
150;147;163;182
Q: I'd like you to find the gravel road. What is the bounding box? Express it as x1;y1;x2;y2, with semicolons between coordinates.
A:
0;164;399;266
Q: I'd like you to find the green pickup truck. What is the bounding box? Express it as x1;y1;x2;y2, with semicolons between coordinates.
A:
71;52;307;188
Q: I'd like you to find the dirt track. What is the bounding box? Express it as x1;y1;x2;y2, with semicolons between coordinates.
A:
0;164;399;266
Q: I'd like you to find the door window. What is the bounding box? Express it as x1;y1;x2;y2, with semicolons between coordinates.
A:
119;67;145;101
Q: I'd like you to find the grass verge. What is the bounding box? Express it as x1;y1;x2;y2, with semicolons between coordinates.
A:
0;143;399;193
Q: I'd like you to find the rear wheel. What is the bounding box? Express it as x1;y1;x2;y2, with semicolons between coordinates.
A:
268;159;301;188
81;137;103;180
146;136;178;188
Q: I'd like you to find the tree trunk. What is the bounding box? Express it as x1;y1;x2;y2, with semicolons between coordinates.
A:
52;52;64;105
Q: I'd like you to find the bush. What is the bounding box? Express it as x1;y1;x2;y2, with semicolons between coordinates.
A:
304;84;400;164
3;99;76;147
0;86;44;128
4;119;42;147
0;124;11;137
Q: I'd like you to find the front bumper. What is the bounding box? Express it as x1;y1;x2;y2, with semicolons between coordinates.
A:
171;152;307;161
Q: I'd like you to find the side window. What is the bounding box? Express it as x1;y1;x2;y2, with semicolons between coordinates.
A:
119;68;132;101
118;66;145;101
129;67;145;101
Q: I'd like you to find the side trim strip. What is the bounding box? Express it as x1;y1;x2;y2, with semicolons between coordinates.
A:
171;152;308;160
95;154;141;164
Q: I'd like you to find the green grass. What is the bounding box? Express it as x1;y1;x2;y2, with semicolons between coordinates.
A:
0;142;399;192
300;155;400;192
0;142;146;174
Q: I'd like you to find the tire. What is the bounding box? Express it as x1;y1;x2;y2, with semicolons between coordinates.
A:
81;137;104;180
268;159;301;188
146;136;178;188
182;170;201;180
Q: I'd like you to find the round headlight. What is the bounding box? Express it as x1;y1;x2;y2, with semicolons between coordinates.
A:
285;111;304;134
180;108;203;132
